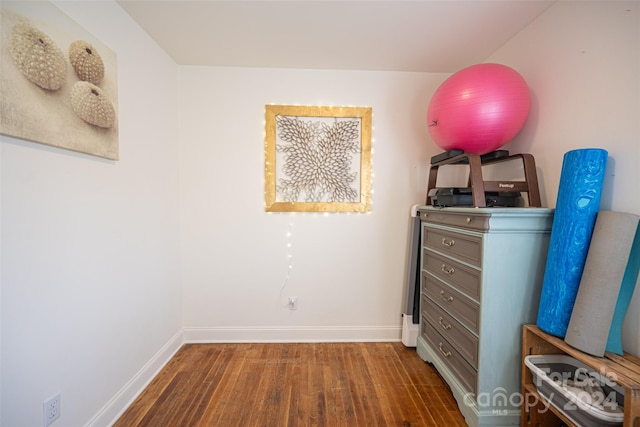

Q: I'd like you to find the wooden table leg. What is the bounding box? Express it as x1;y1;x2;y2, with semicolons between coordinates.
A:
468;155;486;207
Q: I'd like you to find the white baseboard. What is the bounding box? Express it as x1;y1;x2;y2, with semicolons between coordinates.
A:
183;325;402;343
85;329;184;427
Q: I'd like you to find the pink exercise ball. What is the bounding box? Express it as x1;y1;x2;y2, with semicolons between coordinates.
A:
427;63;531;155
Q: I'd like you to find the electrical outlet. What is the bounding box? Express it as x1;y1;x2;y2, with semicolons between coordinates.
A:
43;393;60;427
288;296;297;310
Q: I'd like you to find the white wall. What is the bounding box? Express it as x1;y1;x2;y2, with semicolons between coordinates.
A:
179;67;445;342
494;1;639;214
1;1;182;426
177;1;640;347
2;0;639;426
489;1;640;353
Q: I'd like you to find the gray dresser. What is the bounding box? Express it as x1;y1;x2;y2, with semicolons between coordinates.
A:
416;206;553;427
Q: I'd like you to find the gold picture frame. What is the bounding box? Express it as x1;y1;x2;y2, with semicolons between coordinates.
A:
265;105;372;213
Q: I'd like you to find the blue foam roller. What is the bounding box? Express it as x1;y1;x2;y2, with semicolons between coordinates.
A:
536;148;608;338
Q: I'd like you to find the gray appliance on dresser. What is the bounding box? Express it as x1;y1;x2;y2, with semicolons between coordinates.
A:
416;206;553;427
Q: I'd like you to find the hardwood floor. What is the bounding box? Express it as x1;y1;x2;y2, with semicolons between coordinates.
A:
114;342;467;427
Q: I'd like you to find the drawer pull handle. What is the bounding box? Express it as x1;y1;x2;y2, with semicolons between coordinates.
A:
438;317;452;330
438;342;452;358
441;264;455;275
466;217;472;223
439;290;454;302
441;237;455;247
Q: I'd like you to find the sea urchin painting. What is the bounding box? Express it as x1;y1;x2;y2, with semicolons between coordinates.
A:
0;1;118;160
265;105;372;213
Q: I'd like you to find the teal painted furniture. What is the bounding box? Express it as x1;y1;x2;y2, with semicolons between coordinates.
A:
416;206;553;427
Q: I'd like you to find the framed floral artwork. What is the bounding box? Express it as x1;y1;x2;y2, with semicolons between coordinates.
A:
265;105;372;213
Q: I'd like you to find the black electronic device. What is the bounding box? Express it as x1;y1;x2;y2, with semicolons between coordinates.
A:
430;150;464;164
430;150;510;165
428;187;523;207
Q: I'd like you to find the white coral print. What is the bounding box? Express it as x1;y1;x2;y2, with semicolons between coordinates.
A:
276;115;361;202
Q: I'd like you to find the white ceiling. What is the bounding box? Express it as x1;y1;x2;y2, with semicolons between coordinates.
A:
116;0;556;73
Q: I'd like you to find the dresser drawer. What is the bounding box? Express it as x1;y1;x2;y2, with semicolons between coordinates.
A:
422;321;477;395
423;272;480;334
419;210;490;231
422;295;479;368
423;226;482;267
423;248;481;301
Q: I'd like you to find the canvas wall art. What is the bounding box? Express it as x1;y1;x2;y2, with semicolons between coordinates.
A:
265;105;372;213
0;1;118;160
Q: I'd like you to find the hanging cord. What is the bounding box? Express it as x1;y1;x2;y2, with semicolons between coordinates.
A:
279;221;294;306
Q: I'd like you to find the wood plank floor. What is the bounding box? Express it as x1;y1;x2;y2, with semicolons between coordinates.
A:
114;342;467;427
